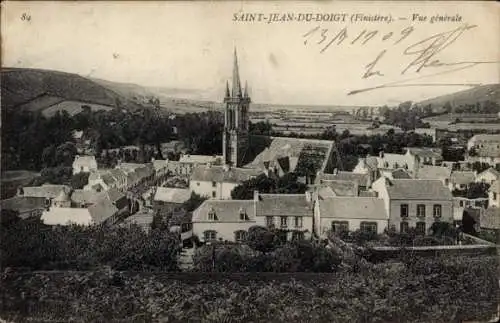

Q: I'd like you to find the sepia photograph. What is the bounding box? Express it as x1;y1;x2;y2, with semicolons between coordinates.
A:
1;0;499;322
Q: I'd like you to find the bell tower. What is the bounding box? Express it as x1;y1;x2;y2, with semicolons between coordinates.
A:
223;48;251;167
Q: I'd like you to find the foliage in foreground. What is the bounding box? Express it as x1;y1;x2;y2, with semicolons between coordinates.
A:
0;217;180;271
193;240;342;273
1;255;498;322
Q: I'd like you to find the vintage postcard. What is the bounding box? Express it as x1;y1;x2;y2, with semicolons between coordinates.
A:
1;1;499;322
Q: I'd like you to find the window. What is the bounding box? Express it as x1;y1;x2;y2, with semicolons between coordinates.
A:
294;216;303;228
204;230;217;241
459;200;464;207
197;182;200;186
416;204;426;218
266;216;274;227
400;204;409;218
416;222;426;235
292;231;305;241
433;204;442;218
280;216;288;228
212;181;217;187
494;193;498;201
400;222;409;233
360;222;377;233
239;208;249;221
331;221;349;233
212;191;216;198
234;230;247;242
208;208;218;221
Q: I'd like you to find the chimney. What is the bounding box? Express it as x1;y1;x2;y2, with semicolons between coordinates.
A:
333;168;338;175
253;190;259;202
206;162;212;169
379;151;384;158
223;164;230;172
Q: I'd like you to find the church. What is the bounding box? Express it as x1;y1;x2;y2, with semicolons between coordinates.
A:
189;49;338;199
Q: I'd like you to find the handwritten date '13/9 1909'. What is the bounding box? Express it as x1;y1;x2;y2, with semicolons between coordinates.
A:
303;23;500;95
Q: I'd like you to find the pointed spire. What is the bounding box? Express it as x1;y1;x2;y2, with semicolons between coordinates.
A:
225;80;230;98
232;47;242;97
243;81;249;98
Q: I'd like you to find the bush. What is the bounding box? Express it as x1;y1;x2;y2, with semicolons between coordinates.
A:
0;218;181;271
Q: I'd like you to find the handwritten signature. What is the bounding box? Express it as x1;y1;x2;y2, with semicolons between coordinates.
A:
302;24;500;95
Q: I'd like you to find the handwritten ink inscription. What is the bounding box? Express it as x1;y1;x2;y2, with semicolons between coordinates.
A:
20;13;31;22
302;23;500;94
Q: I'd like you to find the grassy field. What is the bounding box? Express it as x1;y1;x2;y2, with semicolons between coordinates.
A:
1;171;40;199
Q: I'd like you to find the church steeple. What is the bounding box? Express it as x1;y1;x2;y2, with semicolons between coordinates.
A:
232;47;242;97
225;80;230;98
243;81;249;98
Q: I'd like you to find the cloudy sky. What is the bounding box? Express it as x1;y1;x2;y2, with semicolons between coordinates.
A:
2;1;499;106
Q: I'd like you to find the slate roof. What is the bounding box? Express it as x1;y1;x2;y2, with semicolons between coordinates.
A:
1;196;46;214
451;171;476;185
88;198;120;224
406;147;442;159
256;194;313;217
190;165;262;184
192;200;256;222
317;180;358;197
71;189;104;205
416;165;452;181
318;197;387;220
154;187;191;204
317;186;337;199
384;179;453;200
179;155;222;164
20;184;72;199
390;169;412;179
247;136;334;173
318;171;370;187
41;208;93;226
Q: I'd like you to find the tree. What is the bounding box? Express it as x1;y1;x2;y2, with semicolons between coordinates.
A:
182;192;207;212
71;172;90;189
245;226;278;254
231;173;307;200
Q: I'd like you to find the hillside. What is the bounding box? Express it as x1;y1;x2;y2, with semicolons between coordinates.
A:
416;84;500;109
1;68;144;113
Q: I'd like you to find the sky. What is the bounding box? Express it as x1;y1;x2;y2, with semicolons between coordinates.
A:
2;1;499;106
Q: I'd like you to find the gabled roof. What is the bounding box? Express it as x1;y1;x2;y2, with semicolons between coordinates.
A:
41;207;93;226
73;155;97;167
405;147;442;159
469;134;500;143
317;180;358;197
190;165;262;184
179;154;222;164
256;194;312;217
416;165;452;181
71;189;105;205
192;200;256;222
88;198;120;224
20;184;72;199
318;197;387;220
154;187;191;204
318;171;370;187
1;196;46;214
478;167;500;179
451;171;476;185
384;179;453;200
391;169;412;179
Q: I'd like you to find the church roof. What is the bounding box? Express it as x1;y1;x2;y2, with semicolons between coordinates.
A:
190;165;262;184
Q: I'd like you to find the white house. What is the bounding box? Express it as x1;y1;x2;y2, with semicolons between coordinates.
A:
314;197;388;238
192;191;314;243
489;180;500;208
476;168;500;185
72;155;98;174
449;171;476;190
415;165;452;187
189;164;262;199
372;178;454;234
